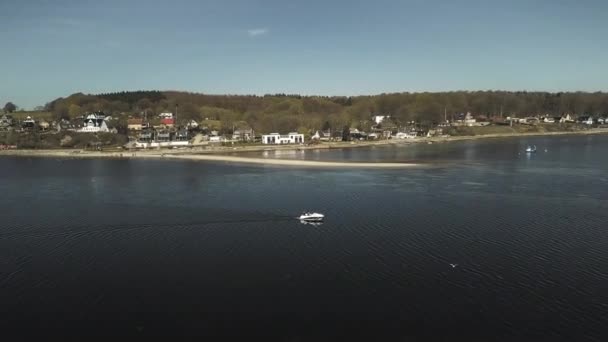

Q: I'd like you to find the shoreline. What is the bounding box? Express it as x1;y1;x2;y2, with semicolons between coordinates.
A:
1;128;608;167
0;149;420;168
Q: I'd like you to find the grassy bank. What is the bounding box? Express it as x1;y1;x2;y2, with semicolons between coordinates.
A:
6;111;54;121
0;131;127;149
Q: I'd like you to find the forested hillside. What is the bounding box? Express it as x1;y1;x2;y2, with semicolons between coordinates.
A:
41;91;608;133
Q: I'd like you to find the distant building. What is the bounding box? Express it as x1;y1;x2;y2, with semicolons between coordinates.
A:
0;114;14;130
138;130;153;142
320;130;332;141
128;118;144;131
38;120;50;130
209;135;227;143
520;117;539;125
262;132;304;144
159;112;173;119
21;116;36;130
79;113;109;133
348;128;367;140
372;115;390;125
160;118;175;128
578;116;594;125
560;114;575;123
156;130;171;142
455;112;476;126
395;132;417;139
427;129;443;137
175;129;189;141
187;120;199;129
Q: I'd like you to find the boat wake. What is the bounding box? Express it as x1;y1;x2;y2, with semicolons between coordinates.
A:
0;216;299;240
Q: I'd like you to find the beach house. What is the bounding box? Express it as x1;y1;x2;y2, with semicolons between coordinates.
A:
262;132;304;144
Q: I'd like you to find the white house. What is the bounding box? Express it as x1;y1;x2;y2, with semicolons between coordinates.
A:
262;132;304;144
395;132;417;139
454;112;477;126
209;136;228;143
543;117;555;123
79;113;110;133
560;114;575;123
372;115;390;125
187;120;199;129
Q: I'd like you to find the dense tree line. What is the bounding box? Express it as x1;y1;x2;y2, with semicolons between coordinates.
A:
97;91;166;105
43;91;608;134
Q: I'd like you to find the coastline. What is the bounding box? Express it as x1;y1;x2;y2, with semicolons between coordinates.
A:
0;149;420;168
1;128;608;167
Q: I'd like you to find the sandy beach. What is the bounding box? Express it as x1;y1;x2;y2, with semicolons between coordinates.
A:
2;128;608;168
0;149;420;168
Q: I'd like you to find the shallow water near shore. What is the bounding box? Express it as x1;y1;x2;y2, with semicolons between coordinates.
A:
1;134;607;340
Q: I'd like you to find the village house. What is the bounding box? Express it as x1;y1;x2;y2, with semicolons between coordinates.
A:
128;118;143;131
578;116;594;125
395;131;417;139
320;130;332;141
138;129;154;142
372;115;391;125
519;117;539;125
371;118;398;139
156;130;171;142
454;112;477;126
38;119;50;130
560;114;575;123
426;128;443;137
0;114;14;130
175;129;189;141
232;127;254;142
209;135;229;143
79;113;110;133
543;117;556;123
160;117;175;128
348;128;368;140
21;116;36;131
262;132;305;144
186;120;199;129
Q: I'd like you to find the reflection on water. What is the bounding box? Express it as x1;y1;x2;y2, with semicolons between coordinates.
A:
299;220;324;226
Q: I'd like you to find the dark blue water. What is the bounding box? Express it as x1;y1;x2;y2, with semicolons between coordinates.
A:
1;135;607;341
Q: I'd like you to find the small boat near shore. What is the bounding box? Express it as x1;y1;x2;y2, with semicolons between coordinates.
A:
525;145;537;153
298;212;324;222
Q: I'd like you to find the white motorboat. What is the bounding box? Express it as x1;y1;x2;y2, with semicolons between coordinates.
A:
298;212;324;222
525;145;537;153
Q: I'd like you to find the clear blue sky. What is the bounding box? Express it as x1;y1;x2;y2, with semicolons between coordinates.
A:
2;0;608;109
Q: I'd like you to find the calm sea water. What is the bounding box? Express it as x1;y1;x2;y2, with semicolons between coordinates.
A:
1;135;607;341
